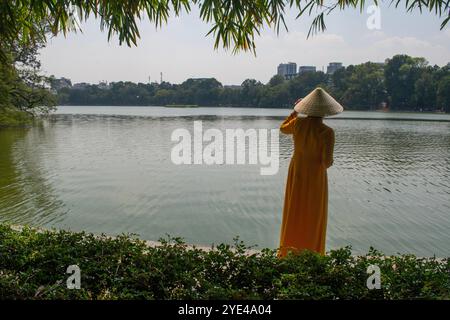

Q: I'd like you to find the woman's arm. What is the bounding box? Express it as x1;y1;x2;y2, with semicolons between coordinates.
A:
280;98;302;135
280;111;298;134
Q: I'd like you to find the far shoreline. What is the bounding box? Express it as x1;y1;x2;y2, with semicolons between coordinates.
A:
54;105;449;114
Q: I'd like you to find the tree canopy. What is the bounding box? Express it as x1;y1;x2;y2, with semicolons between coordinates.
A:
1;0;449;60
0;36;55;124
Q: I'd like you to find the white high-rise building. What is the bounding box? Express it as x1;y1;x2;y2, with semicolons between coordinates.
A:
277;62;297;80
326;62;344;74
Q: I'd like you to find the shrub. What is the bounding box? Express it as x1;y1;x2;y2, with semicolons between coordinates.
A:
0;224;448;300
0;106;34;127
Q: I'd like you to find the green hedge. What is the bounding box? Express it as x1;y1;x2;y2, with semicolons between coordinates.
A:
0;224;448;300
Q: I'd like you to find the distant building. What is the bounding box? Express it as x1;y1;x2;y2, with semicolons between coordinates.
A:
50;77;72;91
326;62;344;74
277;62;297;80
298;66;316;74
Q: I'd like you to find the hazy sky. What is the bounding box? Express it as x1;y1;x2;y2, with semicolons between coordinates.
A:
39;3;450;85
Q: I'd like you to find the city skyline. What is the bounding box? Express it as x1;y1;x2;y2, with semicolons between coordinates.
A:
51;55;446;87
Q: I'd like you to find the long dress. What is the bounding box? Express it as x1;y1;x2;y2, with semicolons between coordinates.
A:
278;112;335;257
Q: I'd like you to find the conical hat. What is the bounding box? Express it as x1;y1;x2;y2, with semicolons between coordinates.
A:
294;87;343;117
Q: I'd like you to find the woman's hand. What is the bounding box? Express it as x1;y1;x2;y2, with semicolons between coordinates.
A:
292;98;302;115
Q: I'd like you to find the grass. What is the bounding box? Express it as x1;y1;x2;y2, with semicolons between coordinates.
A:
0;224;449;300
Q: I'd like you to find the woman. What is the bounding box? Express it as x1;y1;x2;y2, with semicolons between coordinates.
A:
278;87;343;257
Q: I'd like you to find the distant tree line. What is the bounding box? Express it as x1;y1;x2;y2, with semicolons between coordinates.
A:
56;54;450;112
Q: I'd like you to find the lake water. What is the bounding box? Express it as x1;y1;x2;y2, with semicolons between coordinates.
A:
1;106;449;256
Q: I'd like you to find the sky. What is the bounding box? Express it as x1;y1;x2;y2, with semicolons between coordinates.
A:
38;2;450;86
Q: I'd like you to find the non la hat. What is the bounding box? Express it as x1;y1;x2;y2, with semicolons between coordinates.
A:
294;87;344;117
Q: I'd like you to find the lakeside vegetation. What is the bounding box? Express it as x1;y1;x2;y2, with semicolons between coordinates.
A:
0;33;55;127
55;55;450;112
0;224;449;300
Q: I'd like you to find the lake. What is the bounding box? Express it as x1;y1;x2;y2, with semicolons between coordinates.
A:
1;106;449;256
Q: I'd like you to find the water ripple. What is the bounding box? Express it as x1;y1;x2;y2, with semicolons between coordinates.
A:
0;114;449;256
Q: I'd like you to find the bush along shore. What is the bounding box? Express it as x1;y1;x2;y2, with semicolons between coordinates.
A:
0;224;449;300
0;107;34;128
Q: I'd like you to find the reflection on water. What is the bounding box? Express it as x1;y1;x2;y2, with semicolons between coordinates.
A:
1;108;449;256
0;127;67;225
